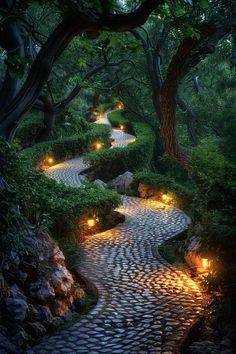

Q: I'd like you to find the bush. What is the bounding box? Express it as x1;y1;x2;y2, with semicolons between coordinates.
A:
15;111;43;148
0;138;121;243
21;123;111;169
84;121;155;180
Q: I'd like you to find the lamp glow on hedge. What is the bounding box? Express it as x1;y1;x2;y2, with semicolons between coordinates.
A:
161;193;172;203
96;142;102;150
202;258;210;271
87;219;95;227
120;124;124;131
48;157;54;164
87;217;99;228
116;102;124;109
96;113;103;120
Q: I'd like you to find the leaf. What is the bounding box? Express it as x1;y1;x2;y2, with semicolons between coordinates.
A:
199;0;209;8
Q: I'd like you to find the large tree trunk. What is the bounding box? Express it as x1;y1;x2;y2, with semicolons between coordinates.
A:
177;96;198;146
0;0;162;142
0;0;25;111
35;96;55;143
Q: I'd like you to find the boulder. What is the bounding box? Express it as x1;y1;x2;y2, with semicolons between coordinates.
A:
93;179;108;189
51;299;69;317
29;277;55;301
9;284;26;301
111;171;134;191
183;235;204;272
36;305;53;325
51;246;65;265
26;322;46;338
73;287;85;301
138;183;155;198
28;304;39;321
51;264;74;297
4;298;28;321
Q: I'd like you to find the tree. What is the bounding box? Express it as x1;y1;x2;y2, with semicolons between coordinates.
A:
0;0;163;142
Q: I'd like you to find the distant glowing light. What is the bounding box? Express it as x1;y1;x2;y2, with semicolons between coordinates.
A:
202;258;210;270
87;219;96;227
120;124;124;131
96;113;103;120
116;102;124;109
96;143;102;150
48;157;54;164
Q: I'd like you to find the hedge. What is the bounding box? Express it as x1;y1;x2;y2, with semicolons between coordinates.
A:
84;120;155;181
21;123;111;169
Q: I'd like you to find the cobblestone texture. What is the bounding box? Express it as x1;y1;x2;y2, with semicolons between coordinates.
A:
31;111;205;353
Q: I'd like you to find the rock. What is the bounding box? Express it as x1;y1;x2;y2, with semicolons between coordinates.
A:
93;179;108;189
111;171;134;191
183;235;204;271
138;183;155;198
51;264;74;297
51;246;65;265
9;284;26;300
29;277;55;301
51;316;64;328
4;298;28;321
28;304;39;321
51;299;69;317
0;333;19;354
73;287;85;301
26;322;46;338
19;256;38;276
16;270;28;284
36;305;53;325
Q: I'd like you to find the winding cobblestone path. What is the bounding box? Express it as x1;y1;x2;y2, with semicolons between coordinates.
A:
31;111;206;353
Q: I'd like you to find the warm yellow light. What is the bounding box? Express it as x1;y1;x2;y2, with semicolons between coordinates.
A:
120;124;124;131
96;143;102;150
96;113;103;120
87;219;95;227
48;157;54;164
202;258;210;270
116;102;124;109
162;193;172;203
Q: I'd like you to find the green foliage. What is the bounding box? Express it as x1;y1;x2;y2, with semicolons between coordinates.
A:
189;139;236;314
132;170;193;210
84;121;155;181
15;111;44;148
52;108;90;140
107;110;131;128
0;138;121;244
21;123;111;169
159;238;187;266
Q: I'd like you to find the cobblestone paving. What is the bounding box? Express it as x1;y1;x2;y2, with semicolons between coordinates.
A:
44;111;136;187
34;111;206;353
29;197;205;354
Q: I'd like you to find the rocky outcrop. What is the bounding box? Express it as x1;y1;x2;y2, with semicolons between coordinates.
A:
111;171;134;191
93;179;108;189
0;228;86;352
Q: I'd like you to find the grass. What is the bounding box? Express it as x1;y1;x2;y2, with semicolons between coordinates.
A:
158;239;188;267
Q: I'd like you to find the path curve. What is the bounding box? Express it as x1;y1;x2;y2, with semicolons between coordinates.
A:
31;111;205;353
44;110;136;187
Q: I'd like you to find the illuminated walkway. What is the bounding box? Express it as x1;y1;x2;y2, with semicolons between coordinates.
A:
44;110;136;187
31;111;205;353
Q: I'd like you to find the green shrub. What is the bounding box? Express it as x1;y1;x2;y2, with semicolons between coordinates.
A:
52;108;90;140
21;123;111;169
15;111;43;148
84;122;155;180
0;138;121;243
